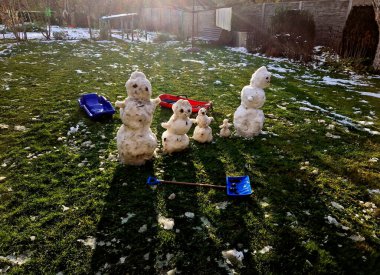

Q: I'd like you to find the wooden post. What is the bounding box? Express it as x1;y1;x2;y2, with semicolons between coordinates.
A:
121;18;124;40
131;15;134;41
192;0;195;48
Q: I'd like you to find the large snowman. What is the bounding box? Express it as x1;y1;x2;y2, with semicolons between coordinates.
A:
115;71;160;165
233;66;271;138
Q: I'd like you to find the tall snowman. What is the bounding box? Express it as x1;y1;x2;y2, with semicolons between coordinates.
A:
115;72;161;165
233;66;271;138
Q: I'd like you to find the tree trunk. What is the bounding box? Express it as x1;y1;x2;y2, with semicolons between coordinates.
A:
373;20;380;70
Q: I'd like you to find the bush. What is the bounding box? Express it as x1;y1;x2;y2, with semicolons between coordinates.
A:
248;9;316;62
153;33;173;43
53;31;68;40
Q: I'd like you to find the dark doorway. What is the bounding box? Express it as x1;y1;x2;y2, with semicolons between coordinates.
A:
340;6;379;64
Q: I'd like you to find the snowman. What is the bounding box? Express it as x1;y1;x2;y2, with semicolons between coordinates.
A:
233;66;271;138
192;107;214;143
115;71;160;165
161;99;193;153
219;119;232;138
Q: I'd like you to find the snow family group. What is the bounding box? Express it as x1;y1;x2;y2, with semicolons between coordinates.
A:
115;66;271;165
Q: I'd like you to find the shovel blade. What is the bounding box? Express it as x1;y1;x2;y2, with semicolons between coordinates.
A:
146;176;161;186
226;176;252;196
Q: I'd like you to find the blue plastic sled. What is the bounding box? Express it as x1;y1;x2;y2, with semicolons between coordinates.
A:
78;93;115;119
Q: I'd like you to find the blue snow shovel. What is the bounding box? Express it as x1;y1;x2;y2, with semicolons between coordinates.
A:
146;175;253;197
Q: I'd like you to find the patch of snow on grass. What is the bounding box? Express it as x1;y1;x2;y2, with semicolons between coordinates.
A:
320;76;369;87
349;235;365;242
182;59;206;65
185;212;195;218
0;253;31;266
222;249;244;266
226;47;248;54
331;202;345;211
121;213;136;224
77;236;96;249
359;91;380;98
259;246;273;254
158;215;174;230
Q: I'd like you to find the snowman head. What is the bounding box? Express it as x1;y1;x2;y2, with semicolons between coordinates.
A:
172;99;192;119
250;66;271;88
198;108;207;116
125;71;152;101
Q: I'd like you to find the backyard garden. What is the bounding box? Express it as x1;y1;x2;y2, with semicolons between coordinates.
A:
0;29;380;274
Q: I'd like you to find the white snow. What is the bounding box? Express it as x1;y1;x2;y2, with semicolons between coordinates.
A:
181;59;206;65
184;212;195;218
158;215;174;230
320;76;369;87
222;249;244;265
259;246;273;254
331;202;345;211
359;92;380;98
349;235;365;242
0;253;31;266
138;224;147;233
77;236;96;249
121;213;136;224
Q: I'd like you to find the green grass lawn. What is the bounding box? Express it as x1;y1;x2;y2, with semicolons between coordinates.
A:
0;40;379;274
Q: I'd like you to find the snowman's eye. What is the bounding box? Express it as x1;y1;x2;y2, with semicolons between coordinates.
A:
188;109;191;113
133;84;138;88
265;77;269;80
145;87;148;91
180;109;184;113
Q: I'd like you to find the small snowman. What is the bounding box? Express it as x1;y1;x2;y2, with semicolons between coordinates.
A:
219;119;232;138
115;71;160;165
233;66;271;138
192;107;214;143
161;99;193;153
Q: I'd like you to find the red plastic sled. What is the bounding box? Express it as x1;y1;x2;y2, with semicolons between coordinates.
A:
159;94;212;113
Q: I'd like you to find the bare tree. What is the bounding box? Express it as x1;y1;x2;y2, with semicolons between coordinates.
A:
372;0;380;70
0;0;27;41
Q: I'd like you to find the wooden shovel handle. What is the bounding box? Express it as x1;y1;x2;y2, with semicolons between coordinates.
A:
160;180;225;190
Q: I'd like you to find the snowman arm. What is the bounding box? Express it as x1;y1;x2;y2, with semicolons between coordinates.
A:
115;100;126;109
161;122;170;129
151;97;161;107
190;118;197;124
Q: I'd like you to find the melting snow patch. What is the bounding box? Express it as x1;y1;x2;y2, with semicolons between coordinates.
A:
120;256;126;264
158;215;174;230
300;107;314;112
14;125;27;131
121;213;136;224
168;193;176;200
75;69;86;74
181;59;206;65
214;80;222;85
216;201;229;210
200;216;211;228
77;236;96;249
359;92;380;99
138;224;147;233
331;202;345;211
349;235;365;242
62;205;70;212
369;158;378;163
222;249;244;266
0;123;9;129
325;215;341;227
320;76;369;87
185;212;195;218
0;253;31;266
259;246;273;254
226;46;248;54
